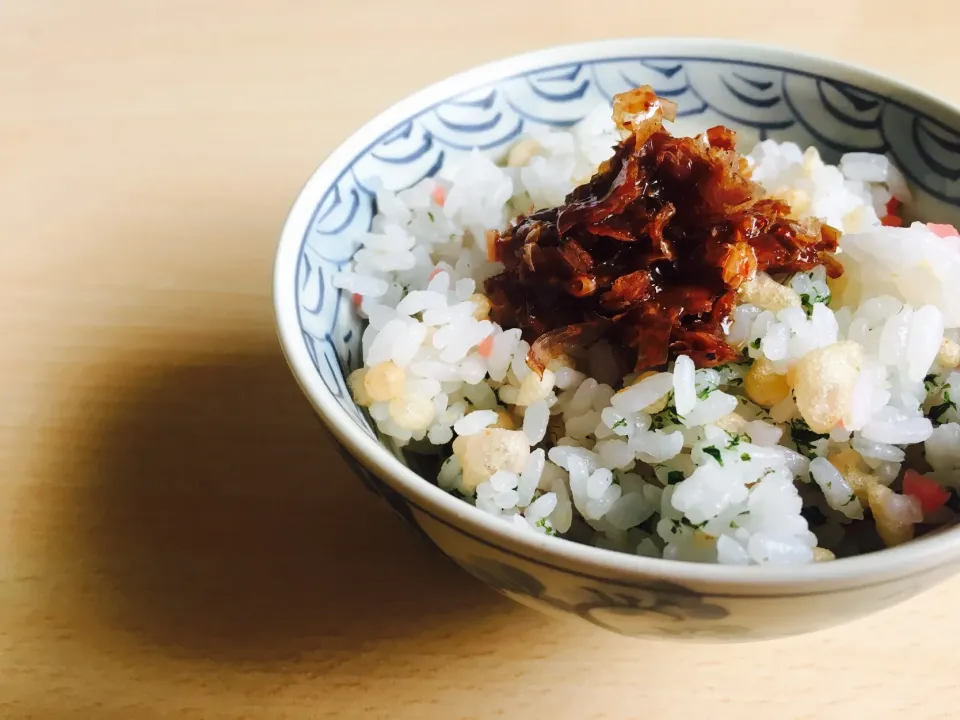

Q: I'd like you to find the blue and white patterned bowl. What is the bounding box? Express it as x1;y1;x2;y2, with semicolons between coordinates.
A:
274;39;960;641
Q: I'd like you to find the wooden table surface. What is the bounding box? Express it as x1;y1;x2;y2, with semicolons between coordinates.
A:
3;2;959;718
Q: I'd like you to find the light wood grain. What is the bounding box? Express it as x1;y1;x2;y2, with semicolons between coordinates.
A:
2;2;959;718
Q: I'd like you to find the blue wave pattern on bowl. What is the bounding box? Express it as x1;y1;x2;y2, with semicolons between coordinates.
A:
296;56;960;433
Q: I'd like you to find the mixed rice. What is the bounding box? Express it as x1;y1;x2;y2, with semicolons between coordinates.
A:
334;87;960;565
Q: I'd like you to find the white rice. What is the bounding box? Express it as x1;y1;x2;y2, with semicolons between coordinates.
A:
339;103;960;565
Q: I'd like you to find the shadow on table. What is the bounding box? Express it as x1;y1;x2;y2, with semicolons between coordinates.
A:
54;331;534;664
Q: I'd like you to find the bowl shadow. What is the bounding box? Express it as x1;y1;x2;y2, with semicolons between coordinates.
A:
56;334;534;664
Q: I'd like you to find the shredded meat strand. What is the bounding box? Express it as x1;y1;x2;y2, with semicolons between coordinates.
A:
484;86;842;374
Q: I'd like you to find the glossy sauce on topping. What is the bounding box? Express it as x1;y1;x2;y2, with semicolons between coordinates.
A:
485;86;842;375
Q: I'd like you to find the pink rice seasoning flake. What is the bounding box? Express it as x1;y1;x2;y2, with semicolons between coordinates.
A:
881;197;903;227
927;223;960;238
903;469;951;513
477;335;494;357
431;184;446;206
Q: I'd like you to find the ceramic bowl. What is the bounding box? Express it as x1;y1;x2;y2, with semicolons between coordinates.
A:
274;38;960;641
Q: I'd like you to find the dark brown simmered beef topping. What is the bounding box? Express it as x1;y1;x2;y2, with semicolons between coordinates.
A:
484;86;842;375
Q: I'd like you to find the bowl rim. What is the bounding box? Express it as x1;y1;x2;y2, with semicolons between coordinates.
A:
274;36;960;590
